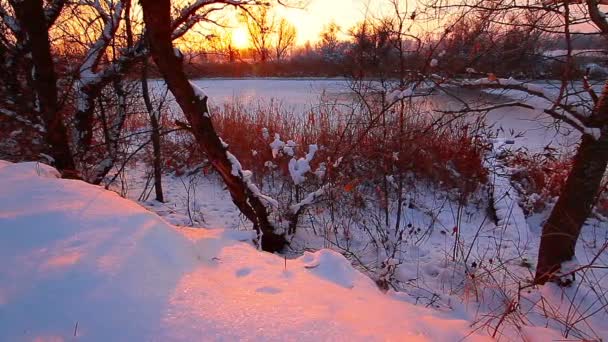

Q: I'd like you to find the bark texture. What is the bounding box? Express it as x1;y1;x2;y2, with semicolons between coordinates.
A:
11;0;77;176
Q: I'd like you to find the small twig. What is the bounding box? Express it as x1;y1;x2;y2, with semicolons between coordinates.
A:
175;120;193;132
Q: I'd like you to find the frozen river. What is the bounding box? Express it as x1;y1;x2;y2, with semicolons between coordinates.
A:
171;78;582;153
192;78;346;109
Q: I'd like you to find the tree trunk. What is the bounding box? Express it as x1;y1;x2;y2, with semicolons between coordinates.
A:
534;82;608;285
73;94;96;157
89;80;129;185
11;0;77;177
141;57;165;203
140;0;286;252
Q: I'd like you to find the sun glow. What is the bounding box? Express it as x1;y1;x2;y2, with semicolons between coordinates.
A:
231;27;250;49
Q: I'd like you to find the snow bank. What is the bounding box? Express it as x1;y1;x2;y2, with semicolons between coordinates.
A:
0;161;491;341
0;161;60;179
486;140;531;251
298;249;370;289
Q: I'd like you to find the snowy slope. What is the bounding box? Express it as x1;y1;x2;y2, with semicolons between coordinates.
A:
0;161;498;341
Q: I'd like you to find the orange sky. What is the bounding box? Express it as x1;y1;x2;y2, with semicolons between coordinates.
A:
249;0;435;46
275;0;375;45
178;0;445;50
222;0;600;49
222;0;416;47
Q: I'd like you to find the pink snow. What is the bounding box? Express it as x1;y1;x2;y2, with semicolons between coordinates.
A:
0;161;498;341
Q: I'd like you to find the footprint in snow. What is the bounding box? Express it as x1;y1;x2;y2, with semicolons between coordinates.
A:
255;286;282;294
235;267;252;277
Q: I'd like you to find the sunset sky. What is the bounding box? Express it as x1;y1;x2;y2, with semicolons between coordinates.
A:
275;0;376;45
222;0;416;47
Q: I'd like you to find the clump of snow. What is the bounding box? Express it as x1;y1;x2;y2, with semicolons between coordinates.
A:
585;63;608;78
298;249;371;289
288;144;318;185
585;127;602;140
270;133;285;159
333;156;343;168
387;89;400;102
284;140;296;156
314;162;326;180
387;87;414;102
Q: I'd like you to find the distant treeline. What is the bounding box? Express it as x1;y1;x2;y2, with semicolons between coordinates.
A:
98;11;608;80
175;29;608;80
181;59;348;78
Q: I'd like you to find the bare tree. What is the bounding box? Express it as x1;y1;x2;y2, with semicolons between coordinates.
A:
535;85;608;284
429;0;608;284
208;29;240;63
140;0;287;252
274;18;296;61
72;0;127;160
243;5;274;62
317;21;341;60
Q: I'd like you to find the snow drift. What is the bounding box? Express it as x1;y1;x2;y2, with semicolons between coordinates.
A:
0;161;498;341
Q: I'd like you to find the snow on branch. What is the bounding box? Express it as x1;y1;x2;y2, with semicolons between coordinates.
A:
225;151;279;208
290;184;329;214
289;144;318;185
0;7;20;34
77;0;125;88
188;81;212;118
270;134;285;158
74;0;254;99
0;108;43;132
387;87;414;102
172;7;225;40
85;41;146;90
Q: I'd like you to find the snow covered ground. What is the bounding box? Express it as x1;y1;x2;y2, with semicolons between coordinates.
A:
115;128;608;341
0;160;505;341
2;79;607;341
